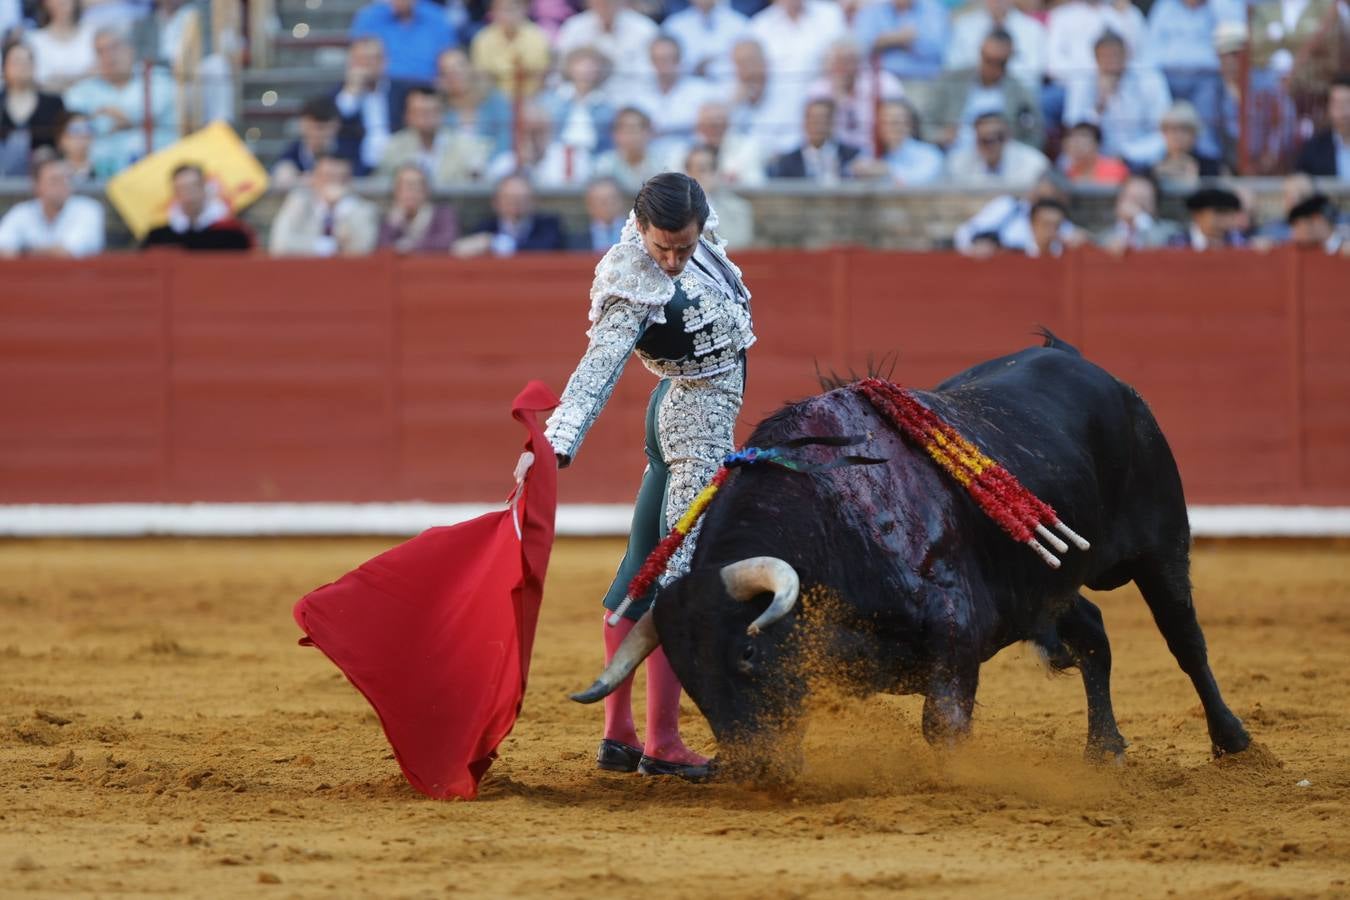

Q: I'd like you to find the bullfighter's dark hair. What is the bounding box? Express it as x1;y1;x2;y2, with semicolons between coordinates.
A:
634;173;709;233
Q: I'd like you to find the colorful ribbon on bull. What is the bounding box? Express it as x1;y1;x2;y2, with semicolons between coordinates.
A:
605;436;884;626
606;381;1090;626
854;377;1089;569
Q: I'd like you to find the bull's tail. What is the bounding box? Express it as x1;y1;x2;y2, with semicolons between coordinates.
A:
1035;326;1082;356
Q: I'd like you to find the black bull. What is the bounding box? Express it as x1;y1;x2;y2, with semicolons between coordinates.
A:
574;337;1251;777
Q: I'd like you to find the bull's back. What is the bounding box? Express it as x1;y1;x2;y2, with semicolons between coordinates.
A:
927;344;1187;566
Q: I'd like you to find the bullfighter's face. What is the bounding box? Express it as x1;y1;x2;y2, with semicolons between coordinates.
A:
638;220;700;278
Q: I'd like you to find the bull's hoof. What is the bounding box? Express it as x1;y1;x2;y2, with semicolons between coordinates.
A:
1086;748;1127;767
1084;733;1128;765
1211;728;1252;758
1210;714;1251;758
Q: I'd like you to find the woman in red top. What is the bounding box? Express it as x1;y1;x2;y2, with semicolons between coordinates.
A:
1059;121;1129;185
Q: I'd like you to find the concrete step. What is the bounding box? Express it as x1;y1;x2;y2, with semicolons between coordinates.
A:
277;0;366;17
242;136;292;166
241;67;342;106
242;66;344;89
274;0;363;34
277;6;358;32
242;98;304;141
273;29;351;68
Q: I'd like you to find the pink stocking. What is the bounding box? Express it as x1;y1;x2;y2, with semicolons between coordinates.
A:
643;645;708;766
601;613;640;748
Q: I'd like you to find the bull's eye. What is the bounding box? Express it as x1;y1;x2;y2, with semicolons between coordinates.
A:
738;643;756;674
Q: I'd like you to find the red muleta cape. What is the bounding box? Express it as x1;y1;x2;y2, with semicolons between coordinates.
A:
293;382;559;799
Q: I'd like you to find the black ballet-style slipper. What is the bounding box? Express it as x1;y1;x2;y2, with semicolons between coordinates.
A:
596;739;643;773
636;754;713;782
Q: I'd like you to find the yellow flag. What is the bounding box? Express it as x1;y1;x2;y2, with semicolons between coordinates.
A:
105;121;269;240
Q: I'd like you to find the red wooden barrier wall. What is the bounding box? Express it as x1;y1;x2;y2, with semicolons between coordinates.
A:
1;248;1347;506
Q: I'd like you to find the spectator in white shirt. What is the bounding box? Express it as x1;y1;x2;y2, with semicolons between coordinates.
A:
747;0;846;99
807;37;904;153
725;36;800;154
269;154;379;257
556;0;658;79
662;0;749;82
944;0;1047;91
0;154;104;257
1094;171;1184;251
1062;30;1172;168
592;105;664;191
57;110;97;182
767;97;862;181
928;28;1043;150
953;169;1078;253
79;0;148;33
63;27;178;172
0;0;20;40
850;0;950;83
331;37;395;174
540;45;617;157
485;102;593;186
1025;197;1069;256
668;98;767;185
622;35;714;149
377;86;492;186
25;0;97;93
849;97;945;184
945;109;1049;186
1045;0;1145;86
684;143;754;248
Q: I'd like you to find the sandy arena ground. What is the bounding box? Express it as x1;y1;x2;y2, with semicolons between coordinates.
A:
1;537;1348;899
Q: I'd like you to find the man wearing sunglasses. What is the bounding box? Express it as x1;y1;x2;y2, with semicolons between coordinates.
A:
928;29;1043;150
945;108;1049;186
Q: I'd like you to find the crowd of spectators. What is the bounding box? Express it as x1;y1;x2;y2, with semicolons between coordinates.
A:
0;0;1348;258
250;0;1348;190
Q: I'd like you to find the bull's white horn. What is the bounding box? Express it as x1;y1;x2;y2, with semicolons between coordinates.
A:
721;557;801;636
570;610;659;704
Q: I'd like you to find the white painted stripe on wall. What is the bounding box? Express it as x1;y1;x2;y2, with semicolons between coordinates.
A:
1;504;1348;538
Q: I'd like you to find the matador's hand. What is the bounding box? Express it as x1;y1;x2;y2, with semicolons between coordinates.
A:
513;451;535;484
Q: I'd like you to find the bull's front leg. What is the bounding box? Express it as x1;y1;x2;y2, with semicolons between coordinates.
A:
921;658;979;748
920;592;981;747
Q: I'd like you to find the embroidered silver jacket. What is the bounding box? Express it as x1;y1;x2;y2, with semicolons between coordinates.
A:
544;212;755;461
